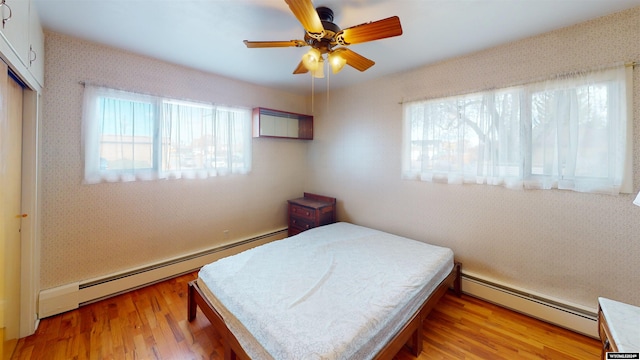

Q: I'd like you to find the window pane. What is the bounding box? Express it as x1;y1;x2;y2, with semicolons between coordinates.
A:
574;84;609;178
531;90;557;176
531;83;611;179
83;85;252;183
161;101;252;177
459;95;484;176
407;98;461;174
162;101;214;171
494;91;521;176
98;97;155;171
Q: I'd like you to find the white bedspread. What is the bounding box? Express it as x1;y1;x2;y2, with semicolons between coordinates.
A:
197;222;454;360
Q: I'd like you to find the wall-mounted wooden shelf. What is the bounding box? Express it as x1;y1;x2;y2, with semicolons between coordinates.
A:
252;107;313;140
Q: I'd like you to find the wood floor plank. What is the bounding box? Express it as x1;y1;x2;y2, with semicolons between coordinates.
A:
416;293;601;360
11;272;600;359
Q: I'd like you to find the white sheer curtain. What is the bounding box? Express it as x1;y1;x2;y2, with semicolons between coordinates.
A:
82;85;251;184
403;90;523;188
524;66;631;194
402;65;632;194
161;101;252;179
82;86;159;183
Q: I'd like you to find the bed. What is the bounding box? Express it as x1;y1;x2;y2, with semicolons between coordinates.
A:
188;222;461;359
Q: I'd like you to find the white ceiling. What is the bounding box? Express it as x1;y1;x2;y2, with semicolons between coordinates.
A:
34;0;640;94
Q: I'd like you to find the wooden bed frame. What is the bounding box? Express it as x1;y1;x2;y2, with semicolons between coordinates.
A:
188;261;461;359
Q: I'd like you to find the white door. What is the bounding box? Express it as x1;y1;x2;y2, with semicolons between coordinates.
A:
1;66;23;360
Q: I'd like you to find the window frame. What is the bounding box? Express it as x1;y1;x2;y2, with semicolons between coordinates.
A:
402;65;632;194
82;85;252;184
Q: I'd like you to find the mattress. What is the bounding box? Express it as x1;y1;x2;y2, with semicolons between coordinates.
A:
197;222;454;360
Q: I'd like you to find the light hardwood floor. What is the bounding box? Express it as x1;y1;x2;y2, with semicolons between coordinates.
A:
12;272;601;359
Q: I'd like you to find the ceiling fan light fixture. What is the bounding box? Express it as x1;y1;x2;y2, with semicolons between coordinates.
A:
312;57;325;78
244;3;403;78
328;51;347;74
302;48;322;71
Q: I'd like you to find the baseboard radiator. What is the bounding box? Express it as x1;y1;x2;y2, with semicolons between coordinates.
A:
40;239;599;339
461;272;598;338
39;228;288;319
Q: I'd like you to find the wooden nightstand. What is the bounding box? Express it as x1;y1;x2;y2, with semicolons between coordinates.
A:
598;297;640;359
287;193;336;236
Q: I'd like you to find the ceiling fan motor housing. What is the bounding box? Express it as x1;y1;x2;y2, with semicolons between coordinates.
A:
305;6;341;53
316;6;334;22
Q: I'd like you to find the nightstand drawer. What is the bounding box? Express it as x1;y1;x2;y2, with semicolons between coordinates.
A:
289;204;315;220
597;297;639;358
598;309;617;353
289;216;314;231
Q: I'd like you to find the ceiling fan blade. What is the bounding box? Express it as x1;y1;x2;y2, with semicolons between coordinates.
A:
334;48;375;72
284;0;324;35
293;60;309;74
338;16;402;45
243;40;306;48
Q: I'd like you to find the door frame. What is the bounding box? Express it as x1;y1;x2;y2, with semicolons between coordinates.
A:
0;21;43;337
19;88;40;337
6;69;41;337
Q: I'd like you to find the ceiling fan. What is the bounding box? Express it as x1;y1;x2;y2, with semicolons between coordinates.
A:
243;0;403;78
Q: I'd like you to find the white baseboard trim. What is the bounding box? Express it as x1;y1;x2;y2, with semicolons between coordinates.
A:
461;272;598;338
38;228;288;319
38;282;80;318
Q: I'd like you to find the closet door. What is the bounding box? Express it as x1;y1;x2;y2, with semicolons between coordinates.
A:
0;65;23;360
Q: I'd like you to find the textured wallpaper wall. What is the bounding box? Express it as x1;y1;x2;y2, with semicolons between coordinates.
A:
307;7;640;309
41;33;311;289
41;7;640;311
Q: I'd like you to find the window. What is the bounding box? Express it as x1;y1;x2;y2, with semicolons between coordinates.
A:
402;65;632;194
82;86;252;183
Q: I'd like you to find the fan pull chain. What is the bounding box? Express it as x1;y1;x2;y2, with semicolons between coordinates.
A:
326;60;330;110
